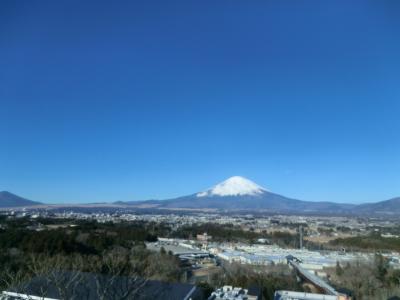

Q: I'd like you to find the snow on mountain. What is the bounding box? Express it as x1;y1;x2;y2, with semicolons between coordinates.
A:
196;176;267;197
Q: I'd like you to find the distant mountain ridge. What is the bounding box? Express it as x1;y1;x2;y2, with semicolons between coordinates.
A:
354;197;400;215
120;176;398;215
0;191;42;208
133;176;354;213
2;177;399;215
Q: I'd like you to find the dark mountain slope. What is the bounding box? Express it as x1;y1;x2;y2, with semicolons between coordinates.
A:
353;197;400;215
155;191;354;213
0;191;42;208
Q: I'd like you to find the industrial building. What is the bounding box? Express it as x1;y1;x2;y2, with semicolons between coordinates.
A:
274;291;349;300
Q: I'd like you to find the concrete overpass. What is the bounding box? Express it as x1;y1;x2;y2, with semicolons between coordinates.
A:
286;256;349;299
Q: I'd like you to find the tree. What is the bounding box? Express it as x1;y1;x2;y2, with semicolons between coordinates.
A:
159;246;166;255
374;254;389;284
336;261;344;277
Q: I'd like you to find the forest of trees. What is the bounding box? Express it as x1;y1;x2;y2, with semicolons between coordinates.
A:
172;222;301;248
329;232;400;252
0;217;304;299
328;254;400;300
0;218;182;296
1;217;399;299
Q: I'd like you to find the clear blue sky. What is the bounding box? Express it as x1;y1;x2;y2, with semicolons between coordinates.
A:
1;1;399;204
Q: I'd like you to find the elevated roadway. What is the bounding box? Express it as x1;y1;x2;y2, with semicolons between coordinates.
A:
287;256;338;296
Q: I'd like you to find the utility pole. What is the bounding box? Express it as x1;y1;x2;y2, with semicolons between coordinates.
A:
299;225;303;249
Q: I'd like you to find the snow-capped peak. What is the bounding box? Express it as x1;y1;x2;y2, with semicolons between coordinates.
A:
197;176;267;197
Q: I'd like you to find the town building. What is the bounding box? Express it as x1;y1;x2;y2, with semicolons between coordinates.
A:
208;286;261;300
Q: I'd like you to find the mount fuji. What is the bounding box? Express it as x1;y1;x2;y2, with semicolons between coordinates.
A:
128;176;355;213
196;176;267;197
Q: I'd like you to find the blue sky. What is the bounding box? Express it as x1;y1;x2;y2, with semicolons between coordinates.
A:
1;1;399;204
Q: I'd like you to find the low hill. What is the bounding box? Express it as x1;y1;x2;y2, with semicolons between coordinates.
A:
0;191;42;208
353;197;400;215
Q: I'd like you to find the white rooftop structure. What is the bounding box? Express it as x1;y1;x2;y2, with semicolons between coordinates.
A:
209;286;259;300
274;291;348;300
